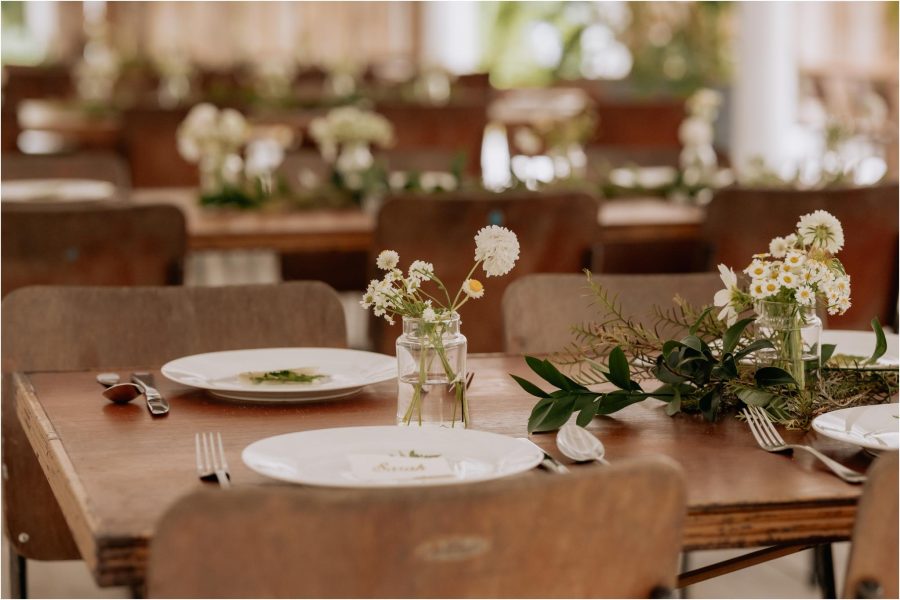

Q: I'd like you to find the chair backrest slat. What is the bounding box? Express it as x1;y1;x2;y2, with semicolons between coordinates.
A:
148;457;686;599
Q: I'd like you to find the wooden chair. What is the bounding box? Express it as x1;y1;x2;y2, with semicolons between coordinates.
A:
705;185;899;330
148;457;686;598
843;451;898;599
372;192;601;354
1;203;187;297
1;282;346;598
1;151;131;190
502;272;723;355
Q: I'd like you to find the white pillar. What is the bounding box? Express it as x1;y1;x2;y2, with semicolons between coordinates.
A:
732;2;800;171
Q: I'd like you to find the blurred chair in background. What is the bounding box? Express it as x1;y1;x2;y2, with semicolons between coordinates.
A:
148;458;685;599
705;184;899;330
372;191;601;354
843;451;898;599
1;282;347;598
1;151;131;190
1;203;186;297
503;272;722;355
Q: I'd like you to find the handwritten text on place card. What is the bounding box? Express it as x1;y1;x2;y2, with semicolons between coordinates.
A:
349;454;454;481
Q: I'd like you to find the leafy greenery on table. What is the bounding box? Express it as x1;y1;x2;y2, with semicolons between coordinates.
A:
513;273;898;433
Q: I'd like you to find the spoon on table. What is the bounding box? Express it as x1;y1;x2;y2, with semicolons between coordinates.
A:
556;424;610;465
96;373;143;405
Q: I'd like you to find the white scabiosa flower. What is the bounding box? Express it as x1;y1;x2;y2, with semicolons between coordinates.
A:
474;225;520;277
769;237;790;258
422;307;437;323
795;286;815;306
376;250;399;271
408;260;434;282
797;210;845;254
463;279;485;299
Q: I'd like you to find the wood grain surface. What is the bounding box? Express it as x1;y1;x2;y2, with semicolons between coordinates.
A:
15;355;875;587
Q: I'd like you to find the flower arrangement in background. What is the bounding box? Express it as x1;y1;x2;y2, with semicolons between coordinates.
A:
713;210;851;325
361;226;520;427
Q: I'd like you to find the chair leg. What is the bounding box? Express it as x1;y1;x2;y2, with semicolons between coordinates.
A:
680;552;691;599
8;550;27;599
813;543;836;599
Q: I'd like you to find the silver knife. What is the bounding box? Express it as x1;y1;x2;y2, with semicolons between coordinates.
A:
517;438;569;474
131;372;170;416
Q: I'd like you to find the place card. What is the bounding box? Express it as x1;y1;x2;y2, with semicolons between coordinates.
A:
348;453;455;481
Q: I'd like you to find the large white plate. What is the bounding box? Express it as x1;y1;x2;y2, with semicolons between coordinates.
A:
812;404;899;453
2;179;116;203
242;426;544;488
821;329;899;367
161;348;396;402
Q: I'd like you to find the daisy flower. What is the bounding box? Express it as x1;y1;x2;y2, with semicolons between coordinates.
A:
795;286;815;306
783;251;805;269
463;279;485;299
474;226;520;277
376;250;399;271
743;259;769;279
797;210;844;254
749;279;768;300
778;271;799;288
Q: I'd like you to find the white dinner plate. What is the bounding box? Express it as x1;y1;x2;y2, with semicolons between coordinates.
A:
161;348;395;403
242;426;544;488
821;329;900;367
812;404;899;453
1;179;116;203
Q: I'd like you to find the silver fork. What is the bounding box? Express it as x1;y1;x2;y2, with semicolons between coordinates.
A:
742;406;866;484
195;432;231;488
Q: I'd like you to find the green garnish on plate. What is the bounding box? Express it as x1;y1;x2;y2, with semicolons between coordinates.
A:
241;368;328;384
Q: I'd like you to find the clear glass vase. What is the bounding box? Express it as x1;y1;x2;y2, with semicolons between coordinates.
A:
396;315;468;428
754;300;822;389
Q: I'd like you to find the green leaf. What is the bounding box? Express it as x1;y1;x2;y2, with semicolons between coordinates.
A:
680;335;704;353
665;387;682;416
698;389;721;421
733;339;775;362
534;396;578;432
510;374;550;398
576;401;598;427
654;355;686;384
524;356;578;391
722;318;755;355
607;347;631;390
527;397;555;434
596;390;645;415
868;317;888;364
755;366;797;387
735;387;774;407
820;343;837;365
689;306;715;335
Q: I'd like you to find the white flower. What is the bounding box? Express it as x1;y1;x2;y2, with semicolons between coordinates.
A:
408;260;434;281
474;226;520;277
218;108;248;146
422;307;437;323
784;251;805;269
463;279;485;299
762;279;780;296
769;237;790;258
801;260;828;286
749;278;769;300
795;286;815;306
778;271;799;289
784;233;798;247
678;116;714;146
713;264;742;325
797;210;844;254
743;259;769;279
376;250;399;271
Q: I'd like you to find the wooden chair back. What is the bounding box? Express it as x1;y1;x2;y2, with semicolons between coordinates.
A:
705;185;899;330
121;107;198;187
372;192;601;354
503;272;723;355
844;451;898;599
1;282;346;562
1;203;187;297
148;457;686;599
1;151;131;189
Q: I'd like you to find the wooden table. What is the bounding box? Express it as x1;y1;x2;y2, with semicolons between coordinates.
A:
15;355;871;588
130;188;704;253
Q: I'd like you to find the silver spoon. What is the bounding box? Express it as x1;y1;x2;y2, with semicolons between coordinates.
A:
102;383;144;404
556;424;610;465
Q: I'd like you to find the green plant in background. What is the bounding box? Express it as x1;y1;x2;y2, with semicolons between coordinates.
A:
481;1;733;95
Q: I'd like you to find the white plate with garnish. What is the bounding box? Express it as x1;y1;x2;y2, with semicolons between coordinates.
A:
1;179;116;203
161;348;396;402
242;426;544;487
821;330;900;369
811;404;899;454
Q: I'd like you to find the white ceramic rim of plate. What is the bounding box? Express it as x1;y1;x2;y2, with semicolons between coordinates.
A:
208;387;363;403
811;403;900;452
241;426;545;488
1;179;115;202
161;347;396;394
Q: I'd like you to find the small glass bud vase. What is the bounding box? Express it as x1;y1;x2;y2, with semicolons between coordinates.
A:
396;315;468;428
754;300;822;389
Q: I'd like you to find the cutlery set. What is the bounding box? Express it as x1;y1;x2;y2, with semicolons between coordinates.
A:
97;372;170;416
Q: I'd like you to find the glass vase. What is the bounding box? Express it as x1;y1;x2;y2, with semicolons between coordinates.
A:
754;300;822;389
396;315;468;428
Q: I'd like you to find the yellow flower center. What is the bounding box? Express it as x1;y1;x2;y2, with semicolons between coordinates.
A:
467;279;484;293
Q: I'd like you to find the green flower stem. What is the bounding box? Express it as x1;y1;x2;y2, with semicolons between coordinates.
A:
450;261;482;311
